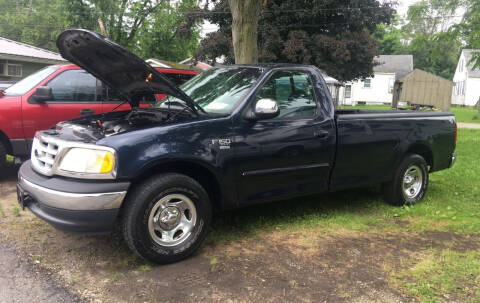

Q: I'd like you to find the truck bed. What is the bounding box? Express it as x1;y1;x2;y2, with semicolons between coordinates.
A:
335;108;454;118
330;109;456;191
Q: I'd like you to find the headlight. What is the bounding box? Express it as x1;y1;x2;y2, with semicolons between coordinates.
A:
59;148;115;175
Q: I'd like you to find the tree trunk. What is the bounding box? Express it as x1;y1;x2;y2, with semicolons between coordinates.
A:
228;0;262;64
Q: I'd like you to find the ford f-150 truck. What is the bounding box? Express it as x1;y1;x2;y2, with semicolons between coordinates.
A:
17;30;457;264
0;63;198;168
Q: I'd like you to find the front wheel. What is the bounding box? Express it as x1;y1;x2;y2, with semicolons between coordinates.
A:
0;142;8;170
122;173;212;264
382;154;429;206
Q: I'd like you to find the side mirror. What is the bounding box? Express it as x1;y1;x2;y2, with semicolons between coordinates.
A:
253;98;280;120
30;86;52;103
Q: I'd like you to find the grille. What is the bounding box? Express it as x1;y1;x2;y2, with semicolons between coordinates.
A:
31;135;61;175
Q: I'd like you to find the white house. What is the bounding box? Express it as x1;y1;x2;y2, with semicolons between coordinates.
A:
452;49;480;107
339;55;413;106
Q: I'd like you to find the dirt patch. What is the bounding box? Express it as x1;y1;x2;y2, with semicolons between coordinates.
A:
1;167;479;302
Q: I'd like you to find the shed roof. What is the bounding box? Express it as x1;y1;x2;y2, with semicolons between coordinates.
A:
373;55;413;80
0;36;65;63
398;68;452;84
461;49;480;78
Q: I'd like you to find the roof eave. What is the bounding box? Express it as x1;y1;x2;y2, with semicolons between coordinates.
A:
0;53;66;64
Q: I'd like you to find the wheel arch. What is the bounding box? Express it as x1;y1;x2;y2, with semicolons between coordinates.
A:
125;160;224;213
405;144;434;171
0;130;12;154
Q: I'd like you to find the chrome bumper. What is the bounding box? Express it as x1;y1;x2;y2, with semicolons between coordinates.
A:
18;176;126;211
449;153;456;168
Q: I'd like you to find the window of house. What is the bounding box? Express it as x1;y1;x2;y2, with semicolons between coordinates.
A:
47;69;96;101
256;70;317;119
7;64;22;77
363;78;371;88
0;62;5;75
345;85;351;98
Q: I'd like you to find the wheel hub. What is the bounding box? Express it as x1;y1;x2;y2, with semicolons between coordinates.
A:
157;207;180;230
147;194;197;247
402;165;423;200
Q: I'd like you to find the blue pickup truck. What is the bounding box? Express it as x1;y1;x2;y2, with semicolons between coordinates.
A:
17;30;457;264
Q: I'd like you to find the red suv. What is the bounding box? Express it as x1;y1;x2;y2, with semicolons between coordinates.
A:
0;64;199;167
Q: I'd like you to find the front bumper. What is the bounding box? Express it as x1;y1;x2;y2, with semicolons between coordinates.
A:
17;161;130;233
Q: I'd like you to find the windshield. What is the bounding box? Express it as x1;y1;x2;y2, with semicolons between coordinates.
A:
3;66;58;96
156;67;262;114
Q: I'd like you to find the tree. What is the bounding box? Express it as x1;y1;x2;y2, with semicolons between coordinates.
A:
197;0;394;81
136;0;201;61
0;0;200;61
461;0;480;68
399;0;464;79
228;0;263;64
0;0;96;50
373;16;407;55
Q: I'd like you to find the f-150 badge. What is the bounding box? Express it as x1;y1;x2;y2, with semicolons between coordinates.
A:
211;138;231;149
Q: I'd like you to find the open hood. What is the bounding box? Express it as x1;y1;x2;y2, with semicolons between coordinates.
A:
56;29;199;112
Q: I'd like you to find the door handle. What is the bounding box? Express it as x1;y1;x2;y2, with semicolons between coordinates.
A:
314;130;329;139
80;108;95;116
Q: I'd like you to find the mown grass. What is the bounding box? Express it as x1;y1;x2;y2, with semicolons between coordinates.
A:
208;129;480;242
451;106;480;123
393;249;480;302
206;129;479;302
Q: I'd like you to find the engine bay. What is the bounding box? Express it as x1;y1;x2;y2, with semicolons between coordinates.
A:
96;108;194;136
54;107;196;142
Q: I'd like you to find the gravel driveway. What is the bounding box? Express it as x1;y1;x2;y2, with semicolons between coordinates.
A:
0;237;83;303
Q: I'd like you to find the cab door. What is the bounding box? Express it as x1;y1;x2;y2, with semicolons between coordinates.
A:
232;69;336;206
22;69;103;138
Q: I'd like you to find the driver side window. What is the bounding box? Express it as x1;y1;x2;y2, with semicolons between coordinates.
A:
256;70;317;119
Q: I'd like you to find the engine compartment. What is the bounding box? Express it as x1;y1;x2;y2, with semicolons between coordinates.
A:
54;108;196;143
97;108;193;136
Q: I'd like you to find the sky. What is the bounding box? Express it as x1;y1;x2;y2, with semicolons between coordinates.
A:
395;0;421;16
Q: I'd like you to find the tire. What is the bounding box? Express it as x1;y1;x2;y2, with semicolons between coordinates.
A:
122;173;212;264
382;154;429;206
0;141;7;170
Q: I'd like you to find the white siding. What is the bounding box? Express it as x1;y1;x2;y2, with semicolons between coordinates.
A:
452;51;468;105
452;50;480;106
339;72;395;106
465;78;480;106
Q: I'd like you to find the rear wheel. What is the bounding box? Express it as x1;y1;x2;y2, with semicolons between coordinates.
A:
382;154;429;206
122;173;212;264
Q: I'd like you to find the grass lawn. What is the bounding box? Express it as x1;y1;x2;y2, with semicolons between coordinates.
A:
451;106;480;123
209;129;480;302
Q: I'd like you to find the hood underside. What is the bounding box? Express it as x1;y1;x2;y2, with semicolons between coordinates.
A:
56;29;197;110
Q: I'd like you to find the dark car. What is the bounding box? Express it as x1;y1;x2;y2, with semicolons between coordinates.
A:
17;30;457;264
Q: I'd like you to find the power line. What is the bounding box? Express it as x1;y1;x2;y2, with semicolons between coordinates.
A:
0;6;397;15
